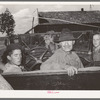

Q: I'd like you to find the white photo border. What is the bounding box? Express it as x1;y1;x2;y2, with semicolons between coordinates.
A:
0;1;100;98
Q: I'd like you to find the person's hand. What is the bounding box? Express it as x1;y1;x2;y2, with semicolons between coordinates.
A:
65;66;78;76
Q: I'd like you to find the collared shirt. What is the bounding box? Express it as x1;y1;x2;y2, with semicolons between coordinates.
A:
93;46;100;61
40;48;84;70
3;63;22;73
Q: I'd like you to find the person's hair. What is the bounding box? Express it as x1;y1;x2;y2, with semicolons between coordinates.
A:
1;49;22;64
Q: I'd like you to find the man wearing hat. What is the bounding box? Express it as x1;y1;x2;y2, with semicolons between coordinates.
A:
0;74;13;90
40;30;84;76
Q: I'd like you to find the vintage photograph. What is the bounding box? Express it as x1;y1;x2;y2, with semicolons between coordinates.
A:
0;2;100;91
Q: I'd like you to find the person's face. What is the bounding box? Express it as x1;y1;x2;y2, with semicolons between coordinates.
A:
93;35;100;48
44;35;53;44
60;41;74;52
7;49;22;66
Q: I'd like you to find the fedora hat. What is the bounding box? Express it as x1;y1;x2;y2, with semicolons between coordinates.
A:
55;29;76;43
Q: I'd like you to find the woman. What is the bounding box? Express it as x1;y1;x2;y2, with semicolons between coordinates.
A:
92;33;100;61
1;43;26;73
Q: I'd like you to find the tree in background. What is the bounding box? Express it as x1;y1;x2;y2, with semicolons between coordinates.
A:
0;8;15;44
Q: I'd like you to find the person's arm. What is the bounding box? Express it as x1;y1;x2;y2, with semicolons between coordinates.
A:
61;52;83;76
40;51;59;70
62;53;84;76
74;52;84;68
64;66;78;76
40;49;67;70
77;57;84;68
60;64;78;76
0;75;13;90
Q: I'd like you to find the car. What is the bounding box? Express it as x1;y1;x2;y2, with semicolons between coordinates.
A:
2;67;100;90
1;30;100;90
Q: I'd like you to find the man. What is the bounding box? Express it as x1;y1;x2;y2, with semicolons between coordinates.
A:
92;33;100;63
2;43;26;73
40;30;84;76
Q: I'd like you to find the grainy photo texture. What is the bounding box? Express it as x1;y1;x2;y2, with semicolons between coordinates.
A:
0;2;100;90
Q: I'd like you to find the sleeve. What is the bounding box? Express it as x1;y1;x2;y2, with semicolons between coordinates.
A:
40;51;59;70
78;59;84;68
40;49;68;70
40;50;70;70
75;53;84;68
0;75;13;90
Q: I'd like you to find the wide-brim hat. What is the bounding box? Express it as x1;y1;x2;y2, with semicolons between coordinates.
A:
55;29;76;43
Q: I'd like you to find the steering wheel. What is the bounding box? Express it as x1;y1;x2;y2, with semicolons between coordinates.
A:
25;46;50;71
